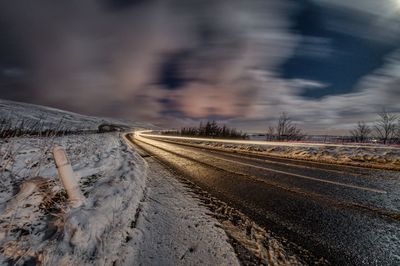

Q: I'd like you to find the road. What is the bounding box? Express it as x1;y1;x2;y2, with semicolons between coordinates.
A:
130;132;400;265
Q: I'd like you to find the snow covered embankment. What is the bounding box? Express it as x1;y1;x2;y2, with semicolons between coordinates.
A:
0;98;151;134
202;142;400;170
0;133;147;265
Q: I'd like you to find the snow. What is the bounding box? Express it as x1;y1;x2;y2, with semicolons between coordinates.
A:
0;100;153;264
139;133;400;170
0;101;244;265
0;133;147;265
201;142;400;170
0;99;151;132
118;156;240;266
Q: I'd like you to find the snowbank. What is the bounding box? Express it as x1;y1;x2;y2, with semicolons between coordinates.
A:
199;142;400;170
0;133;147;265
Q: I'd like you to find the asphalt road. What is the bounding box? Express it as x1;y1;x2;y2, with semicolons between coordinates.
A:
130;133;400;265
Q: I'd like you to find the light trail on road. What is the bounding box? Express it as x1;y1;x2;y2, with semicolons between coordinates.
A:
136;131;400;150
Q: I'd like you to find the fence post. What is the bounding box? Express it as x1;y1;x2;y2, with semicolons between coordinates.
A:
53;146;85;208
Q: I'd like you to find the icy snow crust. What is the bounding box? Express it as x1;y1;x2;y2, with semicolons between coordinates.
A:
0;133;147;265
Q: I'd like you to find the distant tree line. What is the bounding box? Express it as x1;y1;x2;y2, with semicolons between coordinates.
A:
350;109;400;144
163;121;249;139
264;110;400;144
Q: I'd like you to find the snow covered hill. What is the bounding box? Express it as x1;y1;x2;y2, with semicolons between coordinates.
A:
0;99;152;133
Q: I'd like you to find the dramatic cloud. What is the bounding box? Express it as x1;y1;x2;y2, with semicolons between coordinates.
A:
0;0;399;133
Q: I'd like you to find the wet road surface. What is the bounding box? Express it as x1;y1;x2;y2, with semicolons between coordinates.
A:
129;133;400;265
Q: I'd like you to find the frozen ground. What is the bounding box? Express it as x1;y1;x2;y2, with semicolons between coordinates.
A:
0;100;245;265
140;133;400;170
0;133;148;265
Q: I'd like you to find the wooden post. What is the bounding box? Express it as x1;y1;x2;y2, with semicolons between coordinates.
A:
53;146;85;208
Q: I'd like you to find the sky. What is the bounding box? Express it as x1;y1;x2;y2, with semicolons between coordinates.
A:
1;0;400;134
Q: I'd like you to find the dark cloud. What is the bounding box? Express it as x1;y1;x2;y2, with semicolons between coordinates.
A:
0;28;34;101
158;51;192;90
100;0;149;11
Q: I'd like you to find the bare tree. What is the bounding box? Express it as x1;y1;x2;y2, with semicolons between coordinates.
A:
266;125;275;141
350;121;371;143
374;109;398;144
275;112;304;141
396;119;400;144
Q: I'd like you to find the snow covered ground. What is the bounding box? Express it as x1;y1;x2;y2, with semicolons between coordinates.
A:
0;99;151;132
0;101;247;265
0;133;148;265
201;142;400;170
139;133;400;170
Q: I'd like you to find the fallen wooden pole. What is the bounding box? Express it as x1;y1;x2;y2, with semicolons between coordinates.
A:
53;146;85;208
